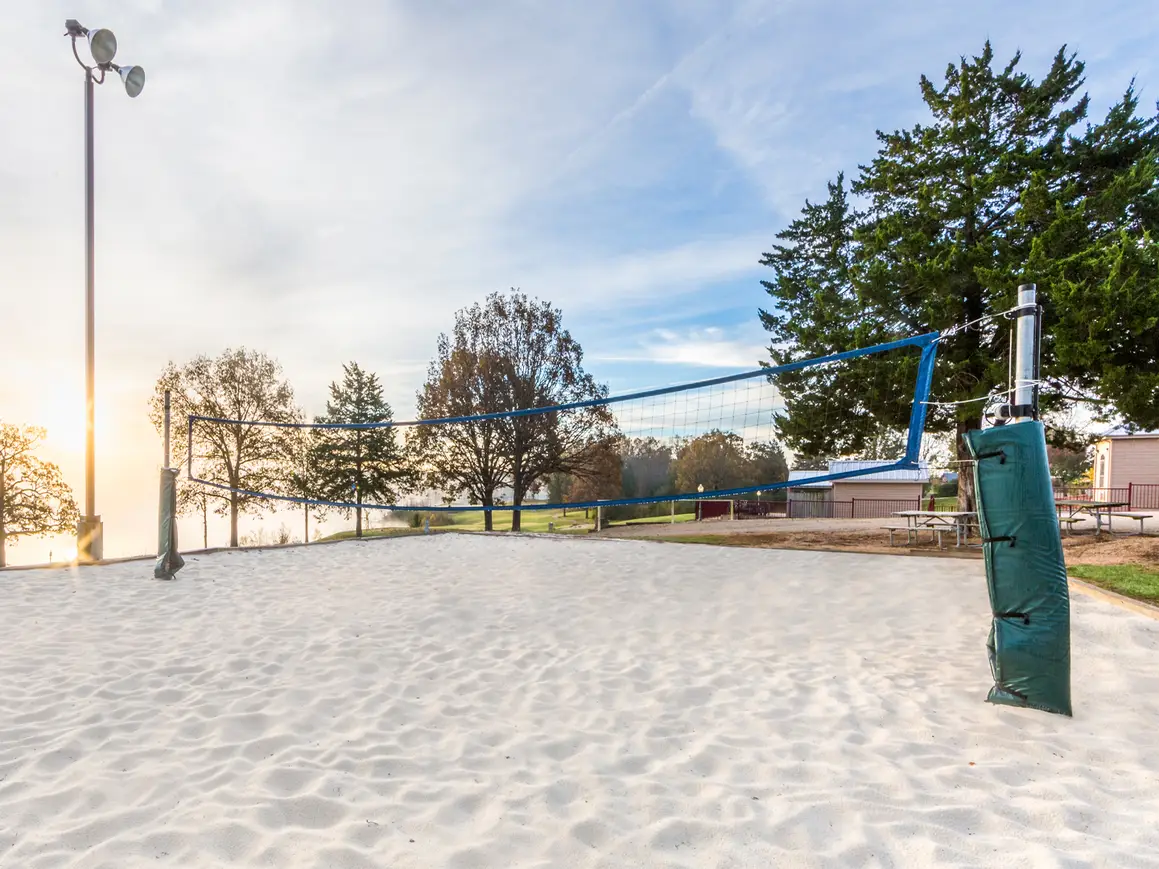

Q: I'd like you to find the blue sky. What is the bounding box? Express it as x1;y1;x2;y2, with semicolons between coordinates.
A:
1;0;1156;560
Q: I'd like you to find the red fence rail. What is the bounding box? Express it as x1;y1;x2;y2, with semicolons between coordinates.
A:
1128;483;1159;510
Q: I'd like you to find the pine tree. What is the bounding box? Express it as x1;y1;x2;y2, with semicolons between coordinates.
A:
312;363;411;538
761;42;1159;510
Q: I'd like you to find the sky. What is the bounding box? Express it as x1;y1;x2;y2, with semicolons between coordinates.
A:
2;0;1156;564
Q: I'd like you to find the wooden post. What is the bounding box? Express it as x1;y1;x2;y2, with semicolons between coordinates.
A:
670;499;675;524
1128;481;1134;509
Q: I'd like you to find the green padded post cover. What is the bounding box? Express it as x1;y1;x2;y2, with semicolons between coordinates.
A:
154;467;185;580
965;420;1071;716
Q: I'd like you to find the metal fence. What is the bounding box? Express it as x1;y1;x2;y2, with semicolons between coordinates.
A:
1052;483;1159;511
1128;483;1159;510
710;485;1159;522
786;498;928;520
735;500;787;518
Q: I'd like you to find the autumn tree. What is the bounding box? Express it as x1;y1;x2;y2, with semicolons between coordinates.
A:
545;472;573;506
761;42;1159;511
483;292;617;531
416;291;615;531
1047;445;1090;485
414;315;511;532
311;362;411;538
150;348;299;548
745;441;789;488
0;424;79;568
567;437;625;507
620;437;674;499
672;430;752;493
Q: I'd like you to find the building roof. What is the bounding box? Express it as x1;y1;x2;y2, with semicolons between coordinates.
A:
1099;427;1159;440
786;470;833;489
787;460;929;488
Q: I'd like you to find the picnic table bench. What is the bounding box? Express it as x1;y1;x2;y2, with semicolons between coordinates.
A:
1054;499;1130;535
1110;512;1150;535
888;511;977;549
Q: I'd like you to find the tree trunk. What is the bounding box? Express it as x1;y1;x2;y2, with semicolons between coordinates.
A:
483;492;494;531
956;418;980;513
304;506;309;545
230;491;239;547
511;468;523;532
202;497;208;549
355;455;363;538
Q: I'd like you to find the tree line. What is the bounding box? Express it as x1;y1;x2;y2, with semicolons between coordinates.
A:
151;291;789;546
548;433;789;520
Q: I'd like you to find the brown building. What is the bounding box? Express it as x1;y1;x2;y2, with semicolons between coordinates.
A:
787;460;928;516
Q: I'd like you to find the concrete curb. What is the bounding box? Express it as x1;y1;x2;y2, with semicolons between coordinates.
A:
1068;576;1159;620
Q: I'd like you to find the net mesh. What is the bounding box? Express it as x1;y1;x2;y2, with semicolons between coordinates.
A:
186;333;939;512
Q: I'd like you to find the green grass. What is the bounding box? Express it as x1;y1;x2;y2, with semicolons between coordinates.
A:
1068;564;1159;605
613;512;697;527
440;509;593;533
319;505;702;539
933;496;957;510
319;527;423;542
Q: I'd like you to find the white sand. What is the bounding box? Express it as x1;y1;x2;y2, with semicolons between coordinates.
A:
2;535;1158;868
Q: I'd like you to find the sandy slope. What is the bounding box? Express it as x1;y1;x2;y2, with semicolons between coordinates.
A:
1;535;1157;868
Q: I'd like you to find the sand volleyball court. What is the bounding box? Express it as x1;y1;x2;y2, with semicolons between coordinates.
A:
2;535;1158;868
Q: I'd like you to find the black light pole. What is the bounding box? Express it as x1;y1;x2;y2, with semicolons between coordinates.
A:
64;20;145;562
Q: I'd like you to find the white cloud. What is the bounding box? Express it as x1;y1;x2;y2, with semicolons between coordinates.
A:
596;325;767;370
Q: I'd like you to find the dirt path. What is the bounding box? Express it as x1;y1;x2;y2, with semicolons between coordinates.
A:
598;516;1159;567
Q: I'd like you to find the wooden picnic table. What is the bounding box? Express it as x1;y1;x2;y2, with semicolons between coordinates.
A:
1054;499;1129;534
891;510;977;548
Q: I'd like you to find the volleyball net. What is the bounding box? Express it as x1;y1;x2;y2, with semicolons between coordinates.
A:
185;332;939;513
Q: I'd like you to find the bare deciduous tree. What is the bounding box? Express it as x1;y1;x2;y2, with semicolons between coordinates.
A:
150;348;299;548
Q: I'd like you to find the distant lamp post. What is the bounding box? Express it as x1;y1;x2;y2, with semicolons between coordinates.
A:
64;19;145;562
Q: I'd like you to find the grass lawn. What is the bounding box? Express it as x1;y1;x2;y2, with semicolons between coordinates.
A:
321;505;700;538
1068;564;1159;605
445;507;698;532
613;512;697;527
442;509;593;533
320;527;424;542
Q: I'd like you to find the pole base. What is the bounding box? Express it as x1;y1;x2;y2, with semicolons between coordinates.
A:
77;516;103;562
